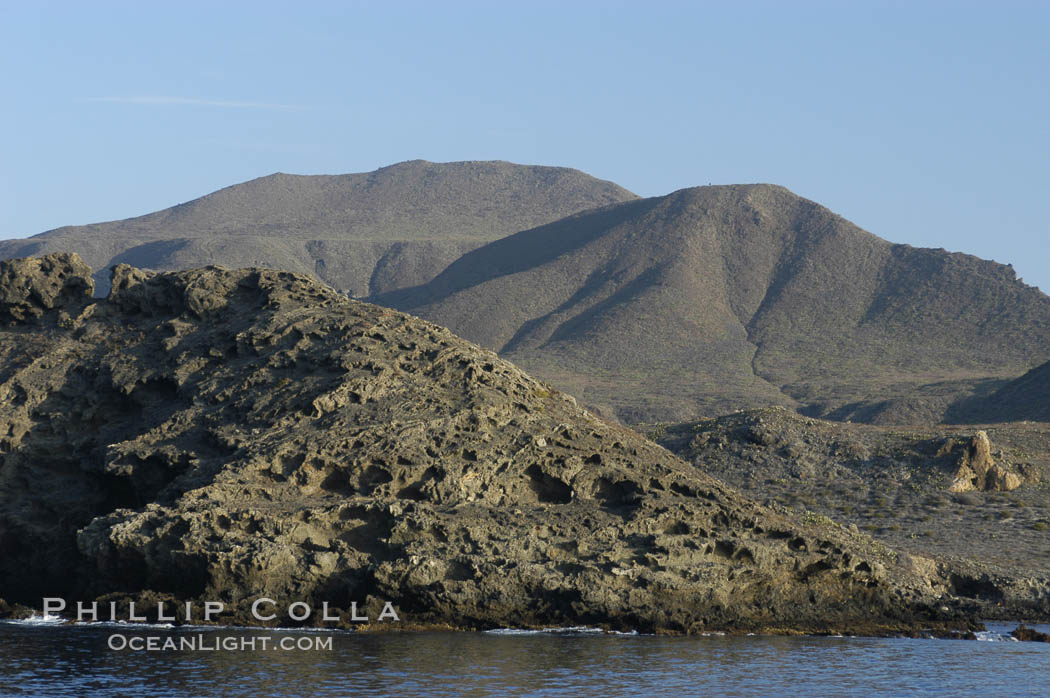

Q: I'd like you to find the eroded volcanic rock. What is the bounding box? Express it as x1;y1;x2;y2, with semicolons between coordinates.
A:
0;254;974;633
948;431;1022;493
0;252;94;324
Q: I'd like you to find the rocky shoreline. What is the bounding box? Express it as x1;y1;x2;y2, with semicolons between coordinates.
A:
0;254;1042;637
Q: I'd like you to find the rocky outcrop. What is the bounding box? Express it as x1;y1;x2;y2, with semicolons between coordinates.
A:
949;431;1022;493
1012;624;1050;642
0;252;94;325
0;255;980;633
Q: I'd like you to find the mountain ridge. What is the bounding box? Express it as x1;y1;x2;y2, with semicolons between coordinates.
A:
0;160;637;296
377;183;1050;424
4;163;1046;426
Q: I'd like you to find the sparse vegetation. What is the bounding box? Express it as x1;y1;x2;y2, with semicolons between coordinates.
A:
870;541;899;564
656;408;1050;577
802;510;835;527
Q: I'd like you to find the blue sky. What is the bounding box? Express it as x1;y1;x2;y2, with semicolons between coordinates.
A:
2;0;1047;290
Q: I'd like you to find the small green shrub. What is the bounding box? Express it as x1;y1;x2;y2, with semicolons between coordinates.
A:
802;510;835;527
871;541;899;564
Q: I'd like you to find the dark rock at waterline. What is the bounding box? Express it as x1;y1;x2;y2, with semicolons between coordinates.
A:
0;597;36;621
0;254;980;633
891;628;978;640
1011;624;1050;642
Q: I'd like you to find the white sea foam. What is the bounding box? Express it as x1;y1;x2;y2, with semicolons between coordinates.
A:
975;630;1018;642
72;621;174;629
2;613;66;626
485;626;639;636
267;626;352;634
977;621;1050;642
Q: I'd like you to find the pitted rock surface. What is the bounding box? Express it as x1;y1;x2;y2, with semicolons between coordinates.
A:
0;252;93;325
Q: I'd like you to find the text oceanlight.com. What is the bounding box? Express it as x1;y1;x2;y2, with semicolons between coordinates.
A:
108;634;334;652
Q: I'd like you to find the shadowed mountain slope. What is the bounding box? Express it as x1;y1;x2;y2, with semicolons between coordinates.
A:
0;160;636;296
377;184;1050;424
948;361;1050;424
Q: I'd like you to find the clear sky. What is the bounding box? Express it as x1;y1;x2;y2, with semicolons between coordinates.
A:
2;0;1047;290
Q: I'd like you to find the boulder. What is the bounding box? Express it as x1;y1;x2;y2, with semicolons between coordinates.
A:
949;431;1022;492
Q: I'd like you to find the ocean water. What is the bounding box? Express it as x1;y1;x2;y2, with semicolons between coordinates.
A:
1;620;1048;696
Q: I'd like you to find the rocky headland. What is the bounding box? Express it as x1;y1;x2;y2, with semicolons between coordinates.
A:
0;253;1017;634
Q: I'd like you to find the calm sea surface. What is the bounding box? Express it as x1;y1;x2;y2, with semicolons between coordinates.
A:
1;620;1048;696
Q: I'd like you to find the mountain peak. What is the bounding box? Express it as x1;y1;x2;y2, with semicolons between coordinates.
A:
1;161;638;297
378;184;1050;424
